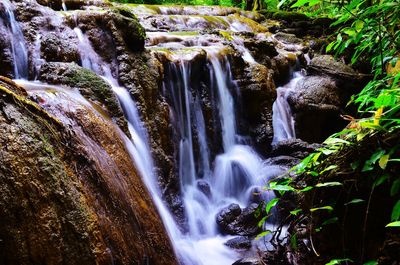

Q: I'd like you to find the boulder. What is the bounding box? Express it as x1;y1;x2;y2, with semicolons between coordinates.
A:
225;236;252;250
308;55;360;81
271;138;320;159
232;257;262;265
216;203;264;236
287;75;347;143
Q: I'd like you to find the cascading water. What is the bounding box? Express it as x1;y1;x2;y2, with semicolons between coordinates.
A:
0;0;28;79
162;48;282;264
0;1;298;263
272;72;303;144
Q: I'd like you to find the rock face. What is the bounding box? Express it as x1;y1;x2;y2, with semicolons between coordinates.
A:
0;78;177;265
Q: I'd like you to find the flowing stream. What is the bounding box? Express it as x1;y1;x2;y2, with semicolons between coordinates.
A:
1;1;300;263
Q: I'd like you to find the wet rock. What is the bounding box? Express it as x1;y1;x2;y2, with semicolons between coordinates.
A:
0;79;177;265
287;76;347;143
41;32;80;63
274;32;303;45
232;257;262;265
197;179;212;198
72;9;145;54
216;203;264;236
225;236;252;250
217;203;242;227
271;139;320;159
38;62;129;134
0;20;14;78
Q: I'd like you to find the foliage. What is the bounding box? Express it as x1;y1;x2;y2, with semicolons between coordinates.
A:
258;0;400;263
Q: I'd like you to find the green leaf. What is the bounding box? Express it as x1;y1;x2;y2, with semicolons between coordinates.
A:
310;206;334;212
300;186;313;192
373;174;389;188
385;221;400;227
255;230;271;240
316;182;343;188
391;200;400;221
290;233;298;250
290;209;302;216
345;199;365;205
320;165;338;174
391;179;400;196
291;0;311;8
378;154;390;169
265;198;279;214
258;216;268;228
355;20;364;31
326;41;336;52
326;258;353;265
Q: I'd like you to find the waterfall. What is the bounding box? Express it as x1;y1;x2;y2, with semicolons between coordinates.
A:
0;0;28;79
162;49;280;264
272;72;303;144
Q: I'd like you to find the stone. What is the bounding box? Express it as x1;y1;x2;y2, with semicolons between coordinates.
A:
271;139;320;159
287;75;347;143
232;257;262;265
308;55;360;80
225;236;252;250
216;203;264;236
196;179;212;198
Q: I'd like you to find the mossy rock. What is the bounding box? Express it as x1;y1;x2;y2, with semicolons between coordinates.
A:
38;62;129;134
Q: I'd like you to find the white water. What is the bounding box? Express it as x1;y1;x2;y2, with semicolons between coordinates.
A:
272;72;303;144
1;0;28;79
163;47;282;264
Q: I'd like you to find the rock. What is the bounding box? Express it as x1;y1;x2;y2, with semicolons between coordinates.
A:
40;32;80;63
0;79;177;265
308;55;360;80
216;203;264;236
38;62;129;135
225;236;252;250
287;75;347;143
197;179;212;198
274;32;303;45
232;257;262;265
216;203;242;227
271;139;320;159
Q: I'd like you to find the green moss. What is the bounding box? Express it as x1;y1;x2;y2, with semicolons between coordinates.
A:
219;30;233;41
168;31;199;36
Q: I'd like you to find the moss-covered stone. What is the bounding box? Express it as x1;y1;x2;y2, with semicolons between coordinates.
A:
38;62;129;134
